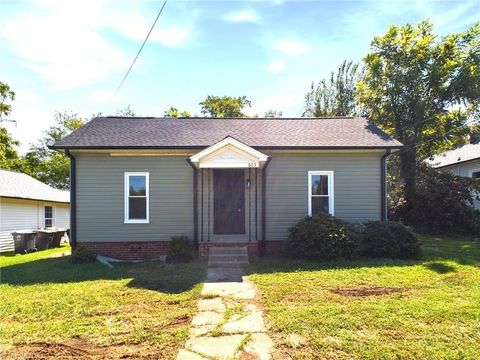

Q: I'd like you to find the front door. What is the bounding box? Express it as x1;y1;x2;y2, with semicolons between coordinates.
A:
213;169;245;234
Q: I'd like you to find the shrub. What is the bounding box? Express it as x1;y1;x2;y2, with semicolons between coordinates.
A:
361;221;420;259
392;165;480;234
71;246;97;263
285;214;362;261
168;235;196;262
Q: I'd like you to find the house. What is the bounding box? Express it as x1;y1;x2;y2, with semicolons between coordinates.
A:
51;116;402;260
0;169;70;253
426;135;480;209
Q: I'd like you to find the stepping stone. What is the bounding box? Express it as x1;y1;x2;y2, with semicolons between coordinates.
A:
176;349;206;360
189;324;216;337
222;311;265;333
186;334;244;359
197;298;226;313
191;311;223;326
202;282;256;299
244;333;274;360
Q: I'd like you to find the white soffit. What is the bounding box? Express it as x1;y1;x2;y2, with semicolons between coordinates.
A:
189;136;269;169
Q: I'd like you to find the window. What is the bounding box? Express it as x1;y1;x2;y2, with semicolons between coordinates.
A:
308;171;334;216
124;172;149;223
44;206;53;227
471;169;480;180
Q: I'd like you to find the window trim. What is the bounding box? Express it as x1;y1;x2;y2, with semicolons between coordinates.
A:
308;171;334;216
44;205;54;228
469;168;480;179
124;172;150;224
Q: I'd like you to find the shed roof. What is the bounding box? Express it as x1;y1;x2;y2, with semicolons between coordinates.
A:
0;169;70;203
426;143;480;168
52;117;402;150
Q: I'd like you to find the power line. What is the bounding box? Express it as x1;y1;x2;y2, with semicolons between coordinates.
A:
114;0;168;96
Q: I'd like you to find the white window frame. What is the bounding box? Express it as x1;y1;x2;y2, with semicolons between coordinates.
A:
124;172;150;224
308;171;334;216
469;168;480;180
44;205;54;228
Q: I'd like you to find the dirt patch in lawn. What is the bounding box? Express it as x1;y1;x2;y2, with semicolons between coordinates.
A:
1;341;176;359
330;286;408;297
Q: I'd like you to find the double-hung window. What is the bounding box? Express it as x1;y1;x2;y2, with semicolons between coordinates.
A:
308;171;334;216
471;169;480;180
124;172;149;223
44;206;53;227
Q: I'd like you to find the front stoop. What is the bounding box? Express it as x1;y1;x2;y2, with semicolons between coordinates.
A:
208;247;249;268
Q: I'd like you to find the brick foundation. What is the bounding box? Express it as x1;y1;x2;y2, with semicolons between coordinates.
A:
264;240;285;255
77;241;170;260
78;240;285;261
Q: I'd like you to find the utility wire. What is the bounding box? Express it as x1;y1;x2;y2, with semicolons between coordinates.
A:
114;0;168;96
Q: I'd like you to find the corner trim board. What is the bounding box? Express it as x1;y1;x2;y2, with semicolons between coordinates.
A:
65;149;76;250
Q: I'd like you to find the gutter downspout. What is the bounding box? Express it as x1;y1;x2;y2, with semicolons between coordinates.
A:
381;149;391;221
260;157;272;256
65;150;77;250
186;159;198;246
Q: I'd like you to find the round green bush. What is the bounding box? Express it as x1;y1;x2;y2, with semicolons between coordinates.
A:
168;235;196;262
361;221;420;259
285;214;362;260
71;245;97;263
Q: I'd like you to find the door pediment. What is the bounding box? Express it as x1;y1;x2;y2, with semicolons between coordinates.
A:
189;136;269;169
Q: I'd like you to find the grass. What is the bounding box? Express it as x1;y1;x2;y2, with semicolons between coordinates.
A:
0;244;207;359
247;235;480;360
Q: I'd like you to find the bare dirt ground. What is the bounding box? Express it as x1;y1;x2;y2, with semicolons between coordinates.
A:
1;340;177;360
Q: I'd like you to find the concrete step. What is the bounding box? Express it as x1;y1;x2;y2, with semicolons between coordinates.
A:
208;261;249;268
209;247;248;255
208;254;249;262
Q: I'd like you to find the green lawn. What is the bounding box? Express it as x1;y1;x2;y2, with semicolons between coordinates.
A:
248;235;480;360
0;244;206;359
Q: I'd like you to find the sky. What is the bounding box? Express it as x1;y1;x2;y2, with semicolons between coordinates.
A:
1;0;479;153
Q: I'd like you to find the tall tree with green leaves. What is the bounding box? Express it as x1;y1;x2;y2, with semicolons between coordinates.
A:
357;21;480;206
164;106;191;118
0;81;23;171
199;95;251;117
264;110;283;118
24;111;85;189
304;60;363;117
115;105;136;116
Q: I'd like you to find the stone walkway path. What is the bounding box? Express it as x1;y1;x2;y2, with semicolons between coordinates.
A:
177;268;273;360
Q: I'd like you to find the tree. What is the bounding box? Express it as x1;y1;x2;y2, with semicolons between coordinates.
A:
164;106;191;118
24;111;85;189
0;81;15;117
264;110;283;118
0;81;23;171
199;95;251;117
304;60;363;117
115;105;136;116
357;21;480;207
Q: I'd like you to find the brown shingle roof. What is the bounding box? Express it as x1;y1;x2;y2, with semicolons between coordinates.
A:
52;116;402;149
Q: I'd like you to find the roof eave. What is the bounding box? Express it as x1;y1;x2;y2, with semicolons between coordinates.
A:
0;195;70;204
50;144;404;151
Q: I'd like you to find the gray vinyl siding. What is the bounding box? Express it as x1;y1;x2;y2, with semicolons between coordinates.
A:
75;151;383;244
264;152;382;241
440;159;480;209
76;154;193;242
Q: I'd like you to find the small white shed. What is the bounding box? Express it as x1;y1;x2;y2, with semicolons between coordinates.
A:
0;169;70;253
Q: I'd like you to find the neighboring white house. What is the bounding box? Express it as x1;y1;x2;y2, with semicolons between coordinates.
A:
427;136;480;209
0;169;70;253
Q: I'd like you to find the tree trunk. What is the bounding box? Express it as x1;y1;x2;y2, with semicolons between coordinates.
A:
399;148;417;208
